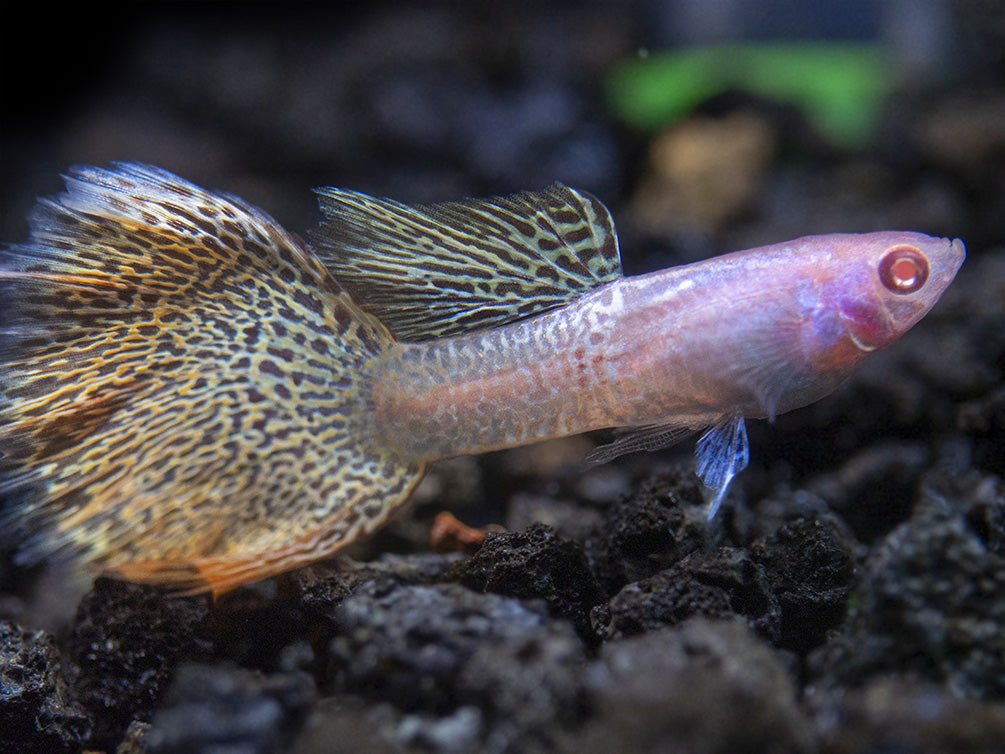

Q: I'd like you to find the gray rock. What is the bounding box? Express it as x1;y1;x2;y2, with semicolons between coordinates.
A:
326;581;585;753
577;618;814;754
146;663;314;754
0;621;89;754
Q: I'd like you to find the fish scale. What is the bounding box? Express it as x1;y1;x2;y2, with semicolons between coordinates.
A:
0;163;964;594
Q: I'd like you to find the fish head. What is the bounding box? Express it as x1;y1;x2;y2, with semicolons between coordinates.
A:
822;231;966;353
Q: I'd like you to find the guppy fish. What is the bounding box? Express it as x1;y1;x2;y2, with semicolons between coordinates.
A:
0;164;964;594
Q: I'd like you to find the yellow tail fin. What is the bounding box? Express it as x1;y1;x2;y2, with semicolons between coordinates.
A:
0;164;425;594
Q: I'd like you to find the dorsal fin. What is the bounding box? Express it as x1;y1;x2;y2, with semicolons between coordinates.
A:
312;183;622;341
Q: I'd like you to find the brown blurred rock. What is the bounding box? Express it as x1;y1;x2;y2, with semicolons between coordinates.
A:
631;111;776;235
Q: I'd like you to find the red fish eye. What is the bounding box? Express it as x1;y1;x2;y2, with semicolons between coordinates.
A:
879;245;929;294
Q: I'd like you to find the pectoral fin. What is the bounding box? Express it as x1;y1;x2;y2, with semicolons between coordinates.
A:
585;423;696;465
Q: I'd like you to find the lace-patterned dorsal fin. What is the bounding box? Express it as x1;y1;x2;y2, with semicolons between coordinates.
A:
313;182;622;341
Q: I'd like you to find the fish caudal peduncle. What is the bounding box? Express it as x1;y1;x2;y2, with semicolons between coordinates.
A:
0;164;966;594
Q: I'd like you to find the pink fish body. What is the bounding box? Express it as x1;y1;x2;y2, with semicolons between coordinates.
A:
370;231;965;516
0;165;965;592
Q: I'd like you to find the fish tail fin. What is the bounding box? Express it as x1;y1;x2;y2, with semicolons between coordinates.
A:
0;163;425;593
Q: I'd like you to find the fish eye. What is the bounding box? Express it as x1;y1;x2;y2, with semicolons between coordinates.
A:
879;245;929;294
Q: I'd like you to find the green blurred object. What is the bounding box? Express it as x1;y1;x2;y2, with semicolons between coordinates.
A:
606;43;889;149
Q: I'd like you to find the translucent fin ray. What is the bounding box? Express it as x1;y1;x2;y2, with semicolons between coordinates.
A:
585;423;697;465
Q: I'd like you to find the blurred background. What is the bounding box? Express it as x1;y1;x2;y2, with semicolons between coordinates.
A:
2;0;1002;273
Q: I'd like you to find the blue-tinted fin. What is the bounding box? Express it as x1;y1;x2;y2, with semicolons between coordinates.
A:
695;415;749;519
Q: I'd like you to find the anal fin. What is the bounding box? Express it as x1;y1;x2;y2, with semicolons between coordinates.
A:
695;415;749;519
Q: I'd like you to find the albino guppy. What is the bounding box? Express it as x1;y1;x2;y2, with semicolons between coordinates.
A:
0;164;965;594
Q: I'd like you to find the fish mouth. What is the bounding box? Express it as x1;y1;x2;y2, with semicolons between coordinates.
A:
931;236;967;296
946;237;967;276
848;330;878;352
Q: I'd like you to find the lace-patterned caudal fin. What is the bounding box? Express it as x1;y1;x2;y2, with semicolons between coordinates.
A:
0;163;425;593
312;182;622;341
106;478;429;596
695;415;750;520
